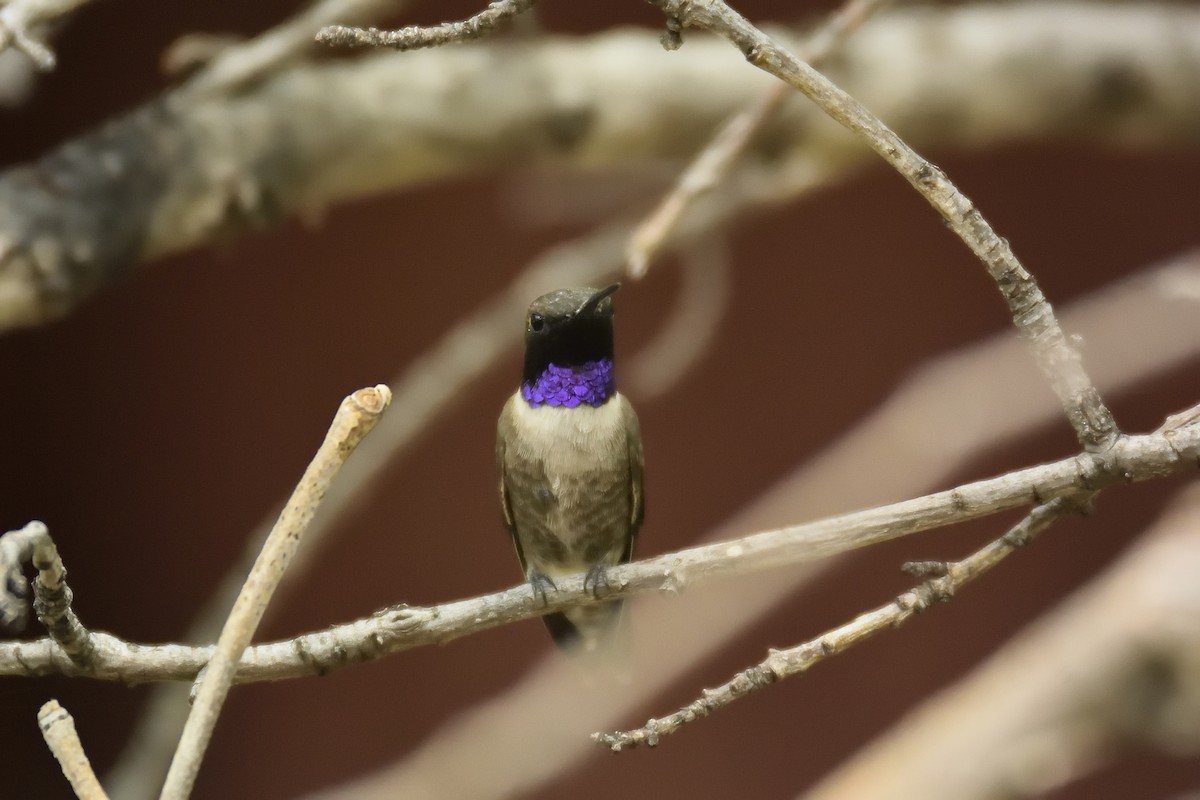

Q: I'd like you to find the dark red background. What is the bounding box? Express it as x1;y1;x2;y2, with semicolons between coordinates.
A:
2;1;1199;798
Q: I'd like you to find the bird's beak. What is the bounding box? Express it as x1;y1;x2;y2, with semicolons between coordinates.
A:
577;283;621;315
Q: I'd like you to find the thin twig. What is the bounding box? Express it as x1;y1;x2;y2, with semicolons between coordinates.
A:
594;498;1077;749
0;0;91;70
0;520;94;669
159;385;391;800
316;0;535;50
647;0;1119;452
628;0;890;278
2;418;1198;687
38;700;109;800
805;482;1200;800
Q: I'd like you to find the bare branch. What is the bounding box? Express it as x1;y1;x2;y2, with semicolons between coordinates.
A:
805;482;1200;800
628;0;890;278
160;385;391;800
0;0;91;70
648;0;1119;450
595;498;1077;749
0;520;94;669
37;700;108;800
1;419;1198;687
316;0;535;50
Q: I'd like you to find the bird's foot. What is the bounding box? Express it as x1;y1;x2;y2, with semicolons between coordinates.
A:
528;571;558;607
584;565;613;599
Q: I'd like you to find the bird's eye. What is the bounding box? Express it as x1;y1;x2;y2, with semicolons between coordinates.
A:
529;313;545;332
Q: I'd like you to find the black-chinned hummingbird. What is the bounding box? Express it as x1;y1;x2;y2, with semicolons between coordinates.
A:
496;284;644;656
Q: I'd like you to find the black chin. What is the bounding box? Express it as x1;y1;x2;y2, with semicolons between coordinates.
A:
523;316;613;383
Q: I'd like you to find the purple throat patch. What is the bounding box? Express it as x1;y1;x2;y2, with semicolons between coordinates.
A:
522;360;615;408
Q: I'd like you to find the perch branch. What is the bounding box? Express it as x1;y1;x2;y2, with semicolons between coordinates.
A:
805;482;1200;800
628;0;889;278
0;520;94;669
648;0;1118;451
595;498;1077;750
316;0;536;50
3;4;1200;330
37;700;109;800
159;385;391;800
324;252;1200;800
2;417;1199;686
0;0;91;70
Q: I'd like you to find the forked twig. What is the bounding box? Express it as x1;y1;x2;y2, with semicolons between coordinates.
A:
0;520;94;669
645;0;1119;452
594;498;1079;750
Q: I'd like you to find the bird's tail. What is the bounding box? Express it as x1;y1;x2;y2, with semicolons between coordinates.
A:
543;600;631;680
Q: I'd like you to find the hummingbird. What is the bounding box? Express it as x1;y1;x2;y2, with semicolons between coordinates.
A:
496;283;644;656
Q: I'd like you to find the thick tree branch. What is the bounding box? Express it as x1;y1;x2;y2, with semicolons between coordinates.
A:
2;3;1199;330
2;418;1198;685
595;498;1078;749
160;385;390;800
647;0;1118;452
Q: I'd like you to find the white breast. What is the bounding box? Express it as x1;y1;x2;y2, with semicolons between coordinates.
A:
507;390;627;457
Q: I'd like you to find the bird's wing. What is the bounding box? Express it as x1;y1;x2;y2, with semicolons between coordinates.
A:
622;395;644;563
496;396;530;574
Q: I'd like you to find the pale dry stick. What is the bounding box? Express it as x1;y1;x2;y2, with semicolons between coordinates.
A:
317;252;1200;800
805;482;1200;800
181;0;410;97
104;214;719;798
648;0;1118;452
0;520;94;668
316;0;534;50
159;385;391;800
38;700;109;800
595;498;1077;749
0;0;91;69
3;416;1200;687
627;0;890;279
